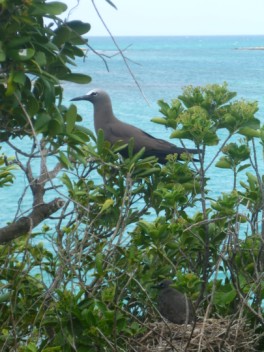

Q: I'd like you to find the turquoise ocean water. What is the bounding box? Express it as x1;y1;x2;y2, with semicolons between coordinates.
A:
1;35;264;229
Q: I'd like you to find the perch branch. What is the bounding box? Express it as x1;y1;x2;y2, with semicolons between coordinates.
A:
0;198;65;244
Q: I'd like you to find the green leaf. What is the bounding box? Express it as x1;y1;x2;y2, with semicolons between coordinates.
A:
0;41;6;62
237;164;251;173
238;127;260;138
66;105;77;134
170;130;192;139
138;220;152;233
157;99;170;113
95;253;104;276
24;342;38;352
48;119;63;136
58;151;72;168
105;0;117;10
61;73;92;84
151;117;167;125
53;26;71;46
7;36;31;49
134;167;160;177
5;81;15;96
61;173;73;190
71;130;90;143
34;113;51;132
246;172;257;189
66;20;91;35
67;133;87;144
34;51;47;66
75;125;96;141
214;288;237;306
0;293;10;303
8;48;35;61
127;138;134;158
203;132;219;146
42;347;62;352
100;199;114;213
97;129;105;154
215;158;232;169
30;2;67;16
101;285;116;302
13;71;26;85
129;147;146;165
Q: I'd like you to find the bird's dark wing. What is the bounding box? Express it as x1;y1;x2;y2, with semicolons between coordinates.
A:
141;131;198;160
104;121;198;164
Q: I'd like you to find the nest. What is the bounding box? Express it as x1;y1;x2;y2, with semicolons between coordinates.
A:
128;318;261;352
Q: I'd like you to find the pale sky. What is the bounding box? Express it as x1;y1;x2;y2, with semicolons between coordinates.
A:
62;0;264;36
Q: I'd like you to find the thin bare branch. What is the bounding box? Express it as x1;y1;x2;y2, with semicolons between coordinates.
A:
91;0;150;105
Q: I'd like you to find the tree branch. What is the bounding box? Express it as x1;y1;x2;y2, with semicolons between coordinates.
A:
0;198;65;244
91;0;149;104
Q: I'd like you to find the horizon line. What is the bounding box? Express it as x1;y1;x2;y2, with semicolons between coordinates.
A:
87;33;264;38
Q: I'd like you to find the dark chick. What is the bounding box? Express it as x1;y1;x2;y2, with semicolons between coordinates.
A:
154;279;195;324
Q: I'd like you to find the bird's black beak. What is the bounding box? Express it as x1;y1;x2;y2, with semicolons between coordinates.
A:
71;95;88;101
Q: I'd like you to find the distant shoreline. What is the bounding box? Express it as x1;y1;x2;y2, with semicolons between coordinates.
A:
235;47;264;50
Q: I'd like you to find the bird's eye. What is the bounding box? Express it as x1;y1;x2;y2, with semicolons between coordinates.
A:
91;92;97;96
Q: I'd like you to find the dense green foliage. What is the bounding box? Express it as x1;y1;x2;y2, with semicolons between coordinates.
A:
0;0;91;145
0;0;264;351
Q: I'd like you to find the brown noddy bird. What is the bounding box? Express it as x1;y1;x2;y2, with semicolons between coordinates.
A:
153;279;195;324
71;89;199;164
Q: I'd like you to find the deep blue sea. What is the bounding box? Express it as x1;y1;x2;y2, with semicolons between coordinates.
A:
2;35;264;229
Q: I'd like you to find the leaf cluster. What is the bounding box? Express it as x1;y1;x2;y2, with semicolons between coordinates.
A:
153;82;260;148
0;0;91;147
